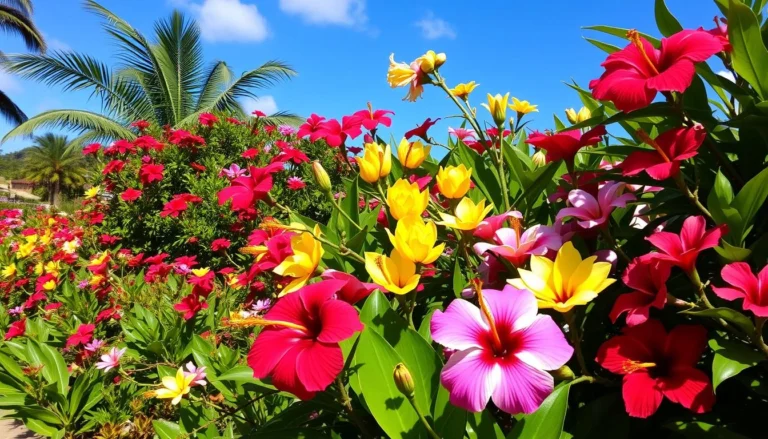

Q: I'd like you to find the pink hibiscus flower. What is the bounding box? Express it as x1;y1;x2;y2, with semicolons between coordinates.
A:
646;216;725;274
621;125;705;181
556;181;636;229
610;256;671;326
712;262;768;317
526;126;607;164
217;162;283;211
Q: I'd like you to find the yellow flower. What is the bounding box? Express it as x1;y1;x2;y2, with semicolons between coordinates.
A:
43;279;57;291
225;273;241;289
365;250;420;295
44;261;61;276
386;215;445;264
481;93;509;126
85;186;100;199
89;275;104;287
436;165;472;199
273;225;324;295
509;97;538;115
417;50;446;73
437;197;493;231
2;265;16;278
62;239;79;254
191;267;210;277
39;230;52;246
565;107;591;124
387;53;417;88
34;262;43;275
16;242;35;258
397;138;430;169
509;242;615;313
450;81;478;100
356;142;392;184
155;367;196;405
387;179;429;220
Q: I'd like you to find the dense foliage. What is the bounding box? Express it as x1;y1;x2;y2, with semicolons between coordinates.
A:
3;0;768;438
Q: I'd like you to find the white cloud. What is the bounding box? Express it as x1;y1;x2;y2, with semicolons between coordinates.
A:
36;98;62;113
414;12;456;40
174;0;269;42
0;71;21;94
241;96;278;115
718;70;736;82
48;38;71;52
279;0;367;26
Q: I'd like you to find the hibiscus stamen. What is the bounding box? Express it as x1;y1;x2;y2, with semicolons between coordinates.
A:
626;30;660;76
367;101;374;119
622;360;657;374
509;216;522;242
224;314;308;333
473;279;504;355
636;129;672;163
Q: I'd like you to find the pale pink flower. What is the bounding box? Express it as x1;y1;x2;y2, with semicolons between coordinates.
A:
96;347;126;372
8;306;23;316
184;362;207;387
556;181;635;229
474;224;561;267
431;286;573;414
219;164;249;180
448;127;477;142
251;299;272;315
84;339;105;352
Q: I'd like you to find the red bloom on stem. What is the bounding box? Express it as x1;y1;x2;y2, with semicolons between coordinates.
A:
174;293;208;320
102;160;125;175
286;176;306;190
120;188;142;202
241;148;259;159
712;262;768;317
199;112;219;127
404;117;440;143
134;135;164;152
217;162;283;211
353;103;394;131
610;256;671;326
66;323;95;348
589;29;724;112
160;198;189;218
169;129;205;147
139;163;164;185
96;306;122;323
105;140;136;156
646;216;725;274
252;110;266;118
131;120;150;131
211;238;231;252
526;126;606;163
247;280;363;399
317;116;363;147
704;17;730;53
83;143;101;155
297;114;327;140
274;147;309;164
621;125;705;181
5;319;25;340
596;319;715;418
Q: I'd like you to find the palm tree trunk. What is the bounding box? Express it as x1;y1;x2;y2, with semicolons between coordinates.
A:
49;180;59;206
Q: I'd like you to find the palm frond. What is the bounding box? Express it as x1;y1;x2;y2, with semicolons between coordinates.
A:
0;4;45;52
208;60;296;114
0;0;32;15
263;111;304;127
2;109;136;143
0;88;26;125
195;61;233;111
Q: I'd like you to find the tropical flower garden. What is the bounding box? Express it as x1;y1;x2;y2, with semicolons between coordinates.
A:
3;0;768;438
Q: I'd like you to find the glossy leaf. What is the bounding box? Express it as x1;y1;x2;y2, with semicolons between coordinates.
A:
507;382;571;439
727;0;768;99
681;307;755;334
709;337;763;392
654;0;683;37
433;384;467;439
153;419;184;439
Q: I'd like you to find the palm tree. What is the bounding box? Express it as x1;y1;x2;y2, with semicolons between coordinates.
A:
22;133;88;206
2;0;297;144
0;0;46;125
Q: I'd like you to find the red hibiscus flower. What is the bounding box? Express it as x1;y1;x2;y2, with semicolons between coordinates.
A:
134;135;164;152
139;163;164;185
82;143;101;155
241;148;259;159
610;256;670;326
168;129;205;147
646;216;725;274
297;114;326;140
66;323;95;348
96;306;122;323
316;116;363;147
120;188;142;202
274;147;309;165
353;103;394;131
712;262;768;317
99;234;121;246
590;29;724;112
526;126;607;163
621;125;705;181
160;198;189;218
227;117;243;125
131;120;150;131
211;238;231;252
104;140;136;156
102;160;125;176
704;16;730;53
320;270;381;304
247;280;363;399
174;293;209;320
218;162;283;211
190;162;207;173
596;319;715;418
4;319;25;340
199;112;219;127
404;117;440;143
252;110;266;118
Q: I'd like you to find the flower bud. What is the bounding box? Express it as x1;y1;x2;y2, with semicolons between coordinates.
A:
435;52;447;68
565;107;591;124
393;363;415;398
312;161;332;192
550;365;575;381
532;150;547;167
565;108;578;124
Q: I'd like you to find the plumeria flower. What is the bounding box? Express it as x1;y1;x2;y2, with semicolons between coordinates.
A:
184;362;207;387
84;339;105;352
96;347;126;372
556;181;635;229
251;298;272;315
219;164;249;179
712;262;768;316
155;367;196;405
431;284;573;414
474;220;562;267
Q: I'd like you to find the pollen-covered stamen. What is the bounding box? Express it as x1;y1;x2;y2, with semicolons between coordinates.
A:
367;101;374;119
622;360;656;374
637;129;672;163
473;279;504;355
224;313;309;333
509;216;523;242
627;30;660;76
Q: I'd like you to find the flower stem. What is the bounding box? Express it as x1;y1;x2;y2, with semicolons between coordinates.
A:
752;317;768;357
328;192;363;231
600;227;631;264
564;311;590;376
673;172;714;223
406;395;441;439
336;376;373;439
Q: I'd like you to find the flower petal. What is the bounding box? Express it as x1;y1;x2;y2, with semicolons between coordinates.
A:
664;324;707;367
661;366;715;414
440;348;498;413
317;299;363;343
514;315;573;370
622;372;663;418
295;341;344;392
492;357;554;415
431;299;487;351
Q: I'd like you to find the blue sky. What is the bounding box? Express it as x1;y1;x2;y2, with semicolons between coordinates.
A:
0;0;729;152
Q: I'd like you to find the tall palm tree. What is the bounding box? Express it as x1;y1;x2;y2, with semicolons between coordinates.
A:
2;0;297;144
0;0;46;125
22;133;88;206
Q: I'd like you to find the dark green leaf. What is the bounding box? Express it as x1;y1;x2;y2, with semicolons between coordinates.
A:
654;0;684;36
709;337;763;392
727;0;768;99
507;382;571;439
680;307;755;334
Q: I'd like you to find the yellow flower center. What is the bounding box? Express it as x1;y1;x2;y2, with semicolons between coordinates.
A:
474;279;503;355
622;360;656;374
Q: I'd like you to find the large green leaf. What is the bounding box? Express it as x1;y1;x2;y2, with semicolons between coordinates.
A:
153;419;183;439
466;410;504;439
709;337;763;392
727;0;768;99
654;0;683;37
731;165;768;241
507;382;571;439
433;384;467;439
681;307;755;334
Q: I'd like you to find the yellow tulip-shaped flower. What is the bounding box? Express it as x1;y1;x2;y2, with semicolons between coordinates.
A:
436;165;472;199
481;93;509;126
417;50;446;73
397;138;431;169
365;250;420;295
509;97;538;115
356;142;392;184
387;179;429;220
155;367;196;405
565;107;591;124
16;241;35;258
273;225;324;295
2;264;16;278
437;197;493;231
388;53;418;88
386;215;445;264
450;81;479;100
85;186;100;199
509;242;615;313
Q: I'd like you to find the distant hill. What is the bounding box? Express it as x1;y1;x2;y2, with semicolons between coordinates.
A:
0;148;32;181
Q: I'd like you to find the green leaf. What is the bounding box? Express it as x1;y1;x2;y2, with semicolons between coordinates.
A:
732;165;768;241
433;384;467;439
507;382;571;439
680;307;755;334
654;0;684;37
583;25;660;46
354;327;425;438
709;337;763;392
153;419;183;439
727;0;768;99
714;240;752;262
40;343;69;395
216;365;274;391
466;410;505;439
584;38;621;54
452;257;466;297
